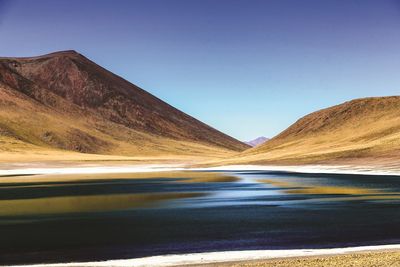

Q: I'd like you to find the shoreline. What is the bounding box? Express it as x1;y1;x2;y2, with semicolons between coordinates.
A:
2;163;400;177
14;244;400;267
197;164;400;176
0;164;185;177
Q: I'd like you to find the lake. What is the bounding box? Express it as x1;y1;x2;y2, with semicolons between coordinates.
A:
1;170;400;265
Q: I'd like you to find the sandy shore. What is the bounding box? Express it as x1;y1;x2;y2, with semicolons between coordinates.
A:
2;163;400;177
13;245;400;267
0;164;185;176
187;250;400;267
199;164;400;176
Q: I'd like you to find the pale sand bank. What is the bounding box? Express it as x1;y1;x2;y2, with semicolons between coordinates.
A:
197;164;400;176
188;250;400;267
13;245;400;267
2;163;400;177
0;164;184;177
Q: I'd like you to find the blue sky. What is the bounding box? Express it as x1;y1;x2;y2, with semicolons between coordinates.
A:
1;0;400;140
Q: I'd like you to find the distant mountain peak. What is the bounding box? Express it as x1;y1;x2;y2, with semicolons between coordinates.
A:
245;136;269;147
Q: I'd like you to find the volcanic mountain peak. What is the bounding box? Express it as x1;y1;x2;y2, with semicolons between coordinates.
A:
39;50;80;57
0;50;249;158
0;50;81;61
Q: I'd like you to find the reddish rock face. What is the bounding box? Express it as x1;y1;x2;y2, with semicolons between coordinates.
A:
0;50;249;153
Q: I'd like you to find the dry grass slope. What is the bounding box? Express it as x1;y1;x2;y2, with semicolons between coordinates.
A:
222;96;400;166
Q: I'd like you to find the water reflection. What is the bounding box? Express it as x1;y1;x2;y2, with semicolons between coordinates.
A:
0;192;204;216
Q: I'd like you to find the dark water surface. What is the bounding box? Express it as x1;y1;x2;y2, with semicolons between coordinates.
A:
1;170;400;265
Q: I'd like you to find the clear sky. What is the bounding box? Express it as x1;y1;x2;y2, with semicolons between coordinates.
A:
1;0;400;141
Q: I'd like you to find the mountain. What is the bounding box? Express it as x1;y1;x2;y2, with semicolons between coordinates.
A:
245;136;269;147
226;96;400;165
0;50;249;160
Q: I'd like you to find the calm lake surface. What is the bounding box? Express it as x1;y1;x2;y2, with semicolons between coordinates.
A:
1;170;400;265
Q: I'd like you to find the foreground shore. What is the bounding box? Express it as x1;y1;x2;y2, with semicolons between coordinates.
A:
189;250;400;267
14;245;400;267
2;162;400;177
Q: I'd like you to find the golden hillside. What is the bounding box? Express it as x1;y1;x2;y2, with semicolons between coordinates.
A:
225;96;400;165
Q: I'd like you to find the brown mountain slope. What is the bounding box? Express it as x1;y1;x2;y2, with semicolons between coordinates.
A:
224;96;400;165
0;50;248;160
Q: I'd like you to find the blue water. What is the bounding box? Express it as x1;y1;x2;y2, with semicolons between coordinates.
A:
1;170;400;265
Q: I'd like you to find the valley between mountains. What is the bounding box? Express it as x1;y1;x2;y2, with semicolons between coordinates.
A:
1;51;399;168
